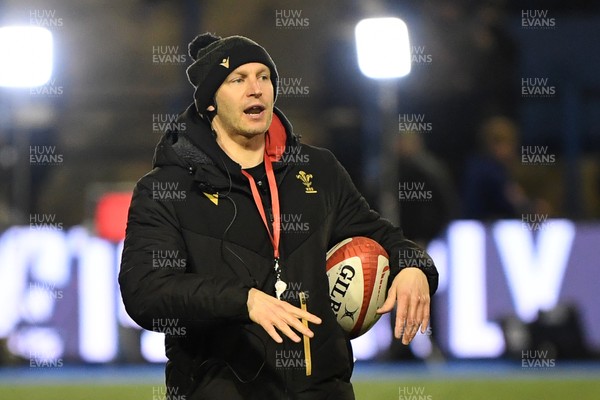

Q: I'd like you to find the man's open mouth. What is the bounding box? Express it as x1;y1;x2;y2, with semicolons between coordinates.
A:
244;105;265;115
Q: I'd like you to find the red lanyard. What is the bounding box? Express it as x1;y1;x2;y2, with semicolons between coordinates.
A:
241;152;282;283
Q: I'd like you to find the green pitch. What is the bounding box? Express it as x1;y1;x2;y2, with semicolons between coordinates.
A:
354;379;600;400
0;379;599;400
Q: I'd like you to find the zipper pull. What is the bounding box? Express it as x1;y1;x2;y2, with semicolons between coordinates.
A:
267;207;274;223
275;280;287;300
274;257;286;300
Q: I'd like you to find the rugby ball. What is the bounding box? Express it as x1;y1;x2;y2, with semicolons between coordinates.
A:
326;237;390;339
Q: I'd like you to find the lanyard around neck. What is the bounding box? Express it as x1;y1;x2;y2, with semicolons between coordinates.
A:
241;152;281;261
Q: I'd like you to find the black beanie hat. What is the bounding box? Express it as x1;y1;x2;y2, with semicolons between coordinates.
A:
186;33;279;115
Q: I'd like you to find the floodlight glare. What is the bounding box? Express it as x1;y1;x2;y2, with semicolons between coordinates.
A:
0;26;53;87
355;17;411;79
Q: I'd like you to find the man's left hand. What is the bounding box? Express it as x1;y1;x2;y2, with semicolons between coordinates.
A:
377;268;430;345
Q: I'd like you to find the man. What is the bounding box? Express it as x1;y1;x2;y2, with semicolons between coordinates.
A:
119;33;438;399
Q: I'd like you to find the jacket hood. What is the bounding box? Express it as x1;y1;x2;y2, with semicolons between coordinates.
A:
152;103;299;187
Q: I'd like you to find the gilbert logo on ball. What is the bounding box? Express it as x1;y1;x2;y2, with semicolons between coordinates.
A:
326;237;390;338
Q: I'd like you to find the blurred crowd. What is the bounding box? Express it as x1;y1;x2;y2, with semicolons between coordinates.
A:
0;0;598;229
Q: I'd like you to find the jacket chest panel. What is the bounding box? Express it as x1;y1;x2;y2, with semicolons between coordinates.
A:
173;166;332;260
174;185;273;259
277;169;329;257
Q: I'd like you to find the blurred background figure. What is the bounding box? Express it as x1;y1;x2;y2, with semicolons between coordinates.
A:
395;131;458;246
461;115;551;220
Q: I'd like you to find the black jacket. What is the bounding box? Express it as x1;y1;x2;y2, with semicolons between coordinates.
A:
119;105;438;399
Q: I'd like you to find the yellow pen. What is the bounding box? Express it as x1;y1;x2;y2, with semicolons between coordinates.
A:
298;291;312;376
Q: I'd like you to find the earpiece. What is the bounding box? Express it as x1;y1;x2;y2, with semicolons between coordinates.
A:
207;95;218;113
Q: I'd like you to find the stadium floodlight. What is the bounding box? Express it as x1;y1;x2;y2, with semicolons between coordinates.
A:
0;26;53;87
355;17;411;79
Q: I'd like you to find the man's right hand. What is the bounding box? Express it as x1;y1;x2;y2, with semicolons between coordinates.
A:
247;288;321;343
